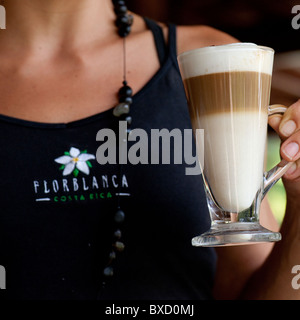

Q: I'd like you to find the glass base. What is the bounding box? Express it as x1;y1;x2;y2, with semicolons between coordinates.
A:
192;222;281;247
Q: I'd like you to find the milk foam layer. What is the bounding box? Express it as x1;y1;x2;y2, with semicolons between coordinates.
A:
192;112;268;212
178;43;274;78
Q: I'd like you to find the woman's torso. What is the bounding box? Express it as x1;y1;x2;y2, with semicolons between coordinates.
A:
0;17;216;300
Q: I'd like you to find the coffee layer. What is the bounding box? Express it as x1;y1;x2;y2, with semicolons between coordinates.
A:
194;112;268;212
184;71;271;116
178;43;274;78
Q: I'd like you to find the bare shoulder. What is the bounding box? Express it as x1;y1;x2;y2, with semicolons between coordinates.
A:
177;25;239;55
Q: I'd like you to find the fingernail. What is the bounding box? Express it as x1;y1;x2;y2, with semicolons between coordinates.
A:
269;116;281;128
286;163;297;176
283;142;299;159
280;120;297;136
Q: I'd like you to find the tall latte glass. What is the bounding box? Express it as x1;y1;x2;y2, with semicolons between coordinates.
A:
178;43;293;246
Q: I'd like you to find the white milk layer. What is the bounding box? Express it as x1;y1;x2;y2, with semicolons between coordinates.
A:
178;43;274;78
192;111;268;212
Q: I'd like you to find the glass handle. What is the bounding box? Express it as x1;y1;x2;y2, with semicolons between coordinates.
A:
268;104;289;116
262;105;294;199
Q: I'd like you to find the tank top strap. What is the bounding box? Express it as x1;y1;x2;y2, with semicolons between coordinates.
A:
144;17;176;65
167;22;178;65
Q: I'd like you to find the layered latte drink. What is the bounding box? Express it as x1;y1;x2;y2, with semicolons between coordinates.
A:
178;44;293;246
179;43;273;214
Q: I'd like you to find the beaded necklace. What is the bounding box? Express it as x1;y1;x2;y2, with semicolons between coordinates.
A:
101;0;133;288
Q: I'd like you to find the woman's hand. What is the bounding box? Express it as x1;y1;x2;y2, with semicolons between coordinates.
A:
269;99;300;197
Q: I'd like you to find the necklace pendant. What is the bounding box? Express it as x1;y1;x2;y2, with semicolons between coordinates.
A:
113;102;130;117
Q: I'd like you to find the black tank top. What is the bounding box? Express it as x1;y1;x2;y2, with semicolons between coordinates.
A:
0;18;216;300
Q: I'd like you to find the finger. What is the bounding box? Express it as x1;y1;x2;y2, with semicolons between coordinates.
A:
278;99;300;138
283;160;298;180
268;114;282;134
282;159;300;192
280;129;300;162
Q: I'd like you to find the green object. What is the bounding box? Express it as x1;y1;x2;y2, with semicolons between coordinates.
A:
267;134;286;225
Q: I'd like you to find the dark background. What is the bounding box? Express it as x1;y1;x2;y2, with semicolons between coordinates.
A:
127;0;300;106
127;0;300;53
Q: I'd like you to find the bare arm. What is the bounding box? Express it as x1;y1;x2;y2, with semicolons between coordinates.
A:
240;100;300;299
240;199;300;299
213;199;279;299
178;26;300;300
176;25;238;55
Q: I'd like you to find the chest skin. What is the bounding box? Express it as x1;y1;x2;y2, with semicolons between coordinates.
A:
0;22;161;124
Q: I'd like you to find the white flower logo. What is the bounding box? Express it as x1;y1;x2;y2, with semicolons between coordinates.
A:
55;147;96;177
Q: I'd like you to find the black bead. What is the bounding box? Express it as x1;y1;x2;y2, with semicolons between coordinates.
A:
114;5;127;15
112;0;126;7
120;96;132;105
125;116;132;126
118;24;131;37
109;251;117;260
103;266;114;277
127;14;134;26
115;14;127;27
116;14;133;28
118;85;133;100
114;229;122;239
114;209;125;223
